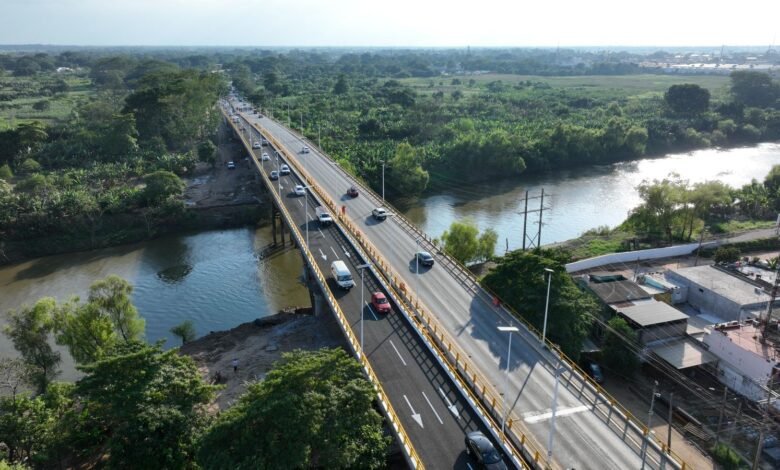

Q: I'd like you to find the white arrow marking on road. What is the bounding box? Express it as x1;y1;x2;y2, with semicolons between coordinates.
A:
421;391;443;425
318;249;327;261
438;387;461;420
329;246;340;260
388;340;406;366
341;245;351;258
403;395;424;428
523;405;590;424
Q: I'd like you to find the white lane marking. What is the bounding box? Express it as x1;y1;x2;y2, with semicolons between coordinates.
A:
317;229;325;238
318;249;327;261
421;391;443;425
523;405;590;424
466;464;474;470
388;340;406;366
341;244;351;258
329;246;340;260
365;303;379;321
403;395;424;428
437;387;460;420
297;199;303;207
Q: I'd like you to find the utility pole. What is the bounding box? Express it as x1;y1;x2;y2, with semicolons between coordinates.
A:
715;386;728;446
518;190;550;251
694;226;707;267
667;392;674;452
537;188;545;250
752;376;773;470
381;161;386;202
522;190;529;251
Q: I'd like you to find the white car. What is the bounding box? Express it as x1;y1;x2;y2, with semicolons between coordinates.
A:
301;146;310;154
280;164;290;175
294;185;306;196
227;161;236;170
252;142;261;149
261;152;270;161
269;170;279;180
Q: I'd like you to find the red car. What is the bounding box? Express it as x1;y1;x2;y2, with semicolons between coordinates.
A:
347;186;359;198
371;292;391;314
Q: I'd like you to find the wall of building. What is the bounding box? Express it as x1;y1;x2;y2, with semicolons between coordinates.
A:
639;321;688;345
665;271;744;321
702;329;773;401
565;242;705;273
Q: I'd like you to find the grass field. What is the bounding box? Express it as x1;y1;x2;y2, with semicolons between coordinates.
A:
401;73;731;100
0;75;93;130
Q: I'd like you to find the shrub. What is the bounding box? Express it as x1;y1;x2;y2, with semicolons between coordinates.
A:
711;443;741;470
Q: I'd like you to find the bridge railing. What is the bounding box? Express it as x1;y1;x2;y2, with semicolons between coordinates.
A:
223;110;425;470
249;111;690;470
244;115;538;469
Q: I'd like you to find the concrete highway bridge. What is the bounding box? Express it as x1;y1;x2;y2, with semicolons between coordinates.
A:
222;98;690;470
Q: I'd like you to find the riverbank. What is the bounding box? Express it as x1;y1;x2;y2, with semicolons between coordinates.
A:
179;308;347;410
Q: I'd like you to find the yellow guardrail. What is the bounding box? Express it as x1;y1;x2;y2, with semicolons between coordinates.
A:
223;109;425;469
242;108;692;470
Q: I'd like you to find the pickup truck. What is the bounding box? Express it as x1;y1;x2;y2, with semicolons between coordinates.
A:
316;206;333;226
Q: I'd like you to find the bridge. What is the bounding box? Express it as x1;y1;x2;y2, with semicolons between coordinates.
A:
223;98;690;470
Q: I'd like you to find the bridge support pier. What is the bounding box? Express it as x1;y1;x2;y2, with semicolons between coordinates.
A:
270;205;277;246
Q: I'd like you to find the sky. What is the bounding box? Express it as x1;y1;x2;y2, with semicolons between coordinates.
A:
1;0;779;48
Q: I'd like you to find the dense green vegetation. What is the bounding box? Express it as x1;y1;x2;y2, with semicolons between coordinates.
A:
1;278;387;469
438;218;498;264
482;249;599;358
224;49;780;198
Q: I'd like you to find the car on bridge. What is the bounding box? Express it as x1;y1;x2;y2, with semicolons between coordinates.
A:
464;431;506;470
316;206;332;226
294;185;306;196
280;164;291;175
371;292;391;314
261;138;269;146
227;161;236;170
261;152;270;161
252;141;261;149
347;186;359;198
372;207;387;220
415;251;435;267
301;146;310;154
269;170;279;180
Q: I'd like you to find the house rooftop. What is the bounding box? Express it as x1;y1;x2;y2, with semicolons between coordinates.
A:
587;279;652;305
708;323;780;363
616;301;689;327
668;265;771;306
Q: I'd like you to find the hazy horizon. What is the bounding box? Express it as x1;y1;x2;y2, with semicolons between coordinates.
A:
2;0;778;48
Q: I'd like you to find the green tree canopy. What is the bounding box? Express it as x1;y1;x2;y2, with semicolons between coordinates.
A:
730;71;780;108
482;249;595;358
386;142;429;197
76;342;217;469
142;170;184;206
664;84;710;115
197;348;388;469
3;298;60;394
170;320;196;345
602;316;640;377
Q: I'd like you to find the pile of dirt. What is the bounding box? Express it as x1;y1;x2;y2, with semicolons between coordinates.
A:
180;307;347;409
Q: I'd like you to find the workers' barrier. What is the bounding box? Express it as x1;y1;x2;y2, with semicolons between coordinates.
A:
223;109;425;469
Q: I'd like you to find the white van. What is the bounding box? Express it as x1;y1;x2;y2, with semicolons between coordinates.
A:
316;206;333;226
331;260;355;290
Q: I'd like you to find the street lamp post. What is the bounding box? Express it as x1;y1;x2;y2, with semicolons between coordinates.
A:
357;263;372;359
641;380;660;469
497;326;519;435
301;185;313;248
541;268;554;347
381;161;386;202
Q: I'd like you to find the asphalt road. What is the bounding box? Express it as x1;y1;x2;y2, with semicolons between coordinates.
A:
231;111;515;469
231;100;673;469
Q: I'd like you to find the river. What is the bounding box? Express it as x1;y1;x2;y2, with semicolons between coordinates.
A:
404;143;780;252
2;143;780;379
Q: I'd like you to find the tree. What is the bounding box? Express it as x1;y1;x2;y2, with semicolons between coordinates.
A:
3;299;60;394
87;275;145;342
18;159;41;174
386;142;428;198
477;228;498;262
170;320;196;345
32;100;50;112
76;342;217;469
142;170;184;206
197;140;217;167
482;249;595;358
0;164;12;180
197;348;388;469
333;73;348;94
100;113;139;158
0;395;52;463
730;71;780;108
714;246;740;264
602;316;640;377
16;121;48;155
664;84;710;115
441;219;479;264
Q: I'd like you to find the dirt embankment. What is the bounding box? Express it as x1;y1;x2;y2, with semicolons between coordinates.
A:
179;308;347;410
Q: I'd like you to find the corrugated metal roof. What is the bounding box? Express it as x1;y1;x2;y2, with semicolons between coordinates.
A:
617;301;688;327
588;280;651;304
651;339;718;369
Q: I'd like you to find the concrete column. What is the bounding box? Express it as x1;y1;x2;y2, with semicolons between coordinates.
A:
271;205;277;246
